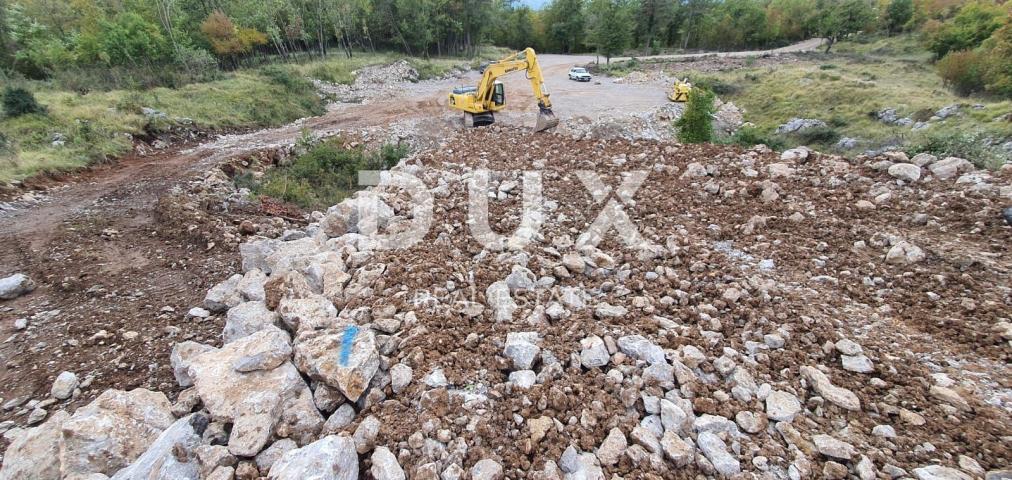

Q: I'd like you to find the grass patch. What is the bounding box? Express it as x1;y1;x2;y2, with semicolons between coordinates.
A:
245;138;409;210
0;68;327;183
908;130;1008;170
645;35;1011;159
0;47;499;183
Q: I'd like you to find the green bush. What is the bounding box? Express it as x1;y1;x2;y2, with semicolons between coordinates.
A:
676;88;716;144
687;75;740;96
259;65;311;92
937;50;986;95
725;126;786;150
908;130;1006;169
793;126;840;145
250;139;409;209
3;87;46;117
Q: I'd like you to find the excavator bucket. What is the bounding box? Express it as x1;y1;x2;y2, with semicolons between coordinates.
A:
534;107;559;132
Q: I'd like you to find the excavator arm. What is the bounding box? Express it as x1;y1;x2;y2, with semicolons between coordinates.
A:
448;48;558;132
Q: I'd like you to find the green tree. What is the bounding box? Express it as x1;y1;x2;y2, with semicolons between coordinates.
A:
587;0;630;62
922;1;1004;58
813;0;876;52
544;0;585;53
676;87;715;143
884;0;913;33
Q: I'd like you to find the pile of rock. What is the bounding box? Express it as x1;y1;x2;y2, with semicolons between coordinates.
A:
3;129;1009;479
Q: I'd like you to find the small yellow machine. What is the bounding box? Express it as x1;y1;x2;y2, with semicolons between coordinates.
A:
668;78;692;102
448;48;559;132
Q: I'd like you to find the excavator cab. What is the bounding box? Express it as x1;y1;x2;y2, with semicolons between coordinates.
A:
492;82;505;106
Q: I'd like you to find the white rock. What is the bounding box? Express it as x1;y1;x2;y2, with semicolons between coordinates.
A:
888;163;922;182
485;281;517;322
660;431;693;466
842;354;875;373
268;435;358;480
800;366;861;411
188;330;305;423
579;336;610;368
223;301;278;343
508;370;537;389
503;332;541;370
911;465;973;480
256;439;298;475
110;414;201;480
0;273;35;300
370;446;405;480
697;431;741;477
595;428;626;466
780;148;809;162
885;241;926;265
390;364;413;394
353;415;380;454
228;391;283;457
51;371;79;400
812;434;856;460
928;157;973;180
470;459;503;480
60;389;176;477
766;390;802;422
617;335;665;364
294;325;379;402
205;274;243;312
0;410;69;480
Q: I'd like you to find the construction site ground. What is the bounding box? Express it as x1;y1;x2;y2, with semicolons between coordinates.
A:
0;45;1009;479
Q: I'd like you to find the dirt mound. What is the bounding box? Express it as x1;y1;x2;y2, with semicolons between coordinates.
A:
3;129;1010;479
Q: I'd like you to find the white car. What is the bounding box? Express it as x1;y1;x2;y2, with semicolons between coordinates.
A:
568;67;592;82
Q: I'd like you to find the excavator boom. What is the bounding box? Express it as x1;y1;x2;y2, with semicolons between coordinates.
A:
448;48;558;132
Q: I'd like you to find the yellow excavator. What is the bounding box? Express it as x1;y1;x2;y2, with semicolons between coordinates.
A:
668;78;692;102
448;48;559;132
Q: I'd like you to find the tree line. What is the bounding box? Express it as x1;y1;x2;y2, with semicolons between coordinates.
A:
0;0;1007;95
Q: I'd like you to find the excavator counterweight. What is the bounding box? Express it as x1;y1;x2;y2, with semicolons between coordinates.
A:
448;48;558;132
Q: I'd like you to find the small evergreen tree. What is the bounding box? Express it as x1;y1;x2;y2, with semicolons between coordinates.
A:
676;88;715;144
2;87;45;117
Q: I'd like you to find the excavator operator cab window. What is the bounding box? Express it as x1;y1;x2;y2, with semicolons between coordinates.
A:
492;82;505;106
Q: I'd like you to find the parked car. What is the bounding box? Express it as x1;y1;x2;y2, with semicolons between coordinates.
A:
568;67;592;82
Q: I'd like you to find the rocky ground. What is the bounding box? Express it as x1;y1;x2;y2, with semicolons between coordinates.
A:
2;126;1008;480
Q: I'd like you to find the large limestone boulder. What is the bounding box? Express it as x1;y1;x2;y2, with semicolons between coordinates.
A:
268;435;358;480
0;410;70;480
294;326;379;402
59;389;176;478
223;301;280;344
205;274;243;312
171;341;216;388
188;327;306;423
928;157;973;180
110;415;202;480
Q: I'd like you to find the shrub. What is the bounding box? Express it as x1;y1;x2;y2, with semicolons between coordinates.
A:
676;88;716;144
908;130;1005;169
687;75;740;96
726;126;786;150
260;65;311;92
937;50;986;95
251;139;409;209
793;126;840;145
2;87;46;117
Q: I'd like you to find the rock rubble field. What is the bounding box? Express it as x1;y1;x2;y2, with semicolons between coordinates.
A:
2;128;1010;479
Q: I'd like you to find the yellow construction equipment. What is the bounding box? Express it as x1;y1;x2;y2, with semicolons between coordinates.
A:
668;78;692;102
448;48;559;132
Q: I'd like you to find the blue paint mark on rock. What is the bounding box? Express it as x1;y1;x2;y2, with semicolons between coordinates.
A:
339;325;359;367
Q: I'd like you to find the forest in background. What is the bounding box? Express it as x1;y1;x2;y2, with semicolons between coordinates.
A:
0;0;1008;97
